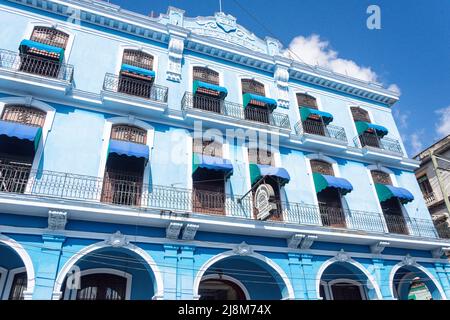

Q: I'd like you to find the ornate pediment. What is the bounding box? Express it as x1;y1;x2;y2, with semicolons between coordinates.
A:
183;12;268;54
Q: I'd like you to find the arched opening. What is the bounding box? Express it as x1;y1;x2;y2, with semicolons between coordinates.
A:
118;49;155;98
0;244;28;300
310;160;346;228
0;104;46;194
371;170;411;235
101;124;148;207
297;93;332;137
319;261;377;300
350;106;384;148
197;255;290;300
392;265;444;300
19;26;69;78
192;66;224;113
60;247;158;300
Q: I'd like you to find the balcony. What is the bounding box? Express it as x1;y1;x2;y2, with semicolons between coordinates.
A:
103;73;168;104
181;92;291;131
423;192;437;206
353;133;403;156
294;120;348;150
0;49;74;95
0;163;443;240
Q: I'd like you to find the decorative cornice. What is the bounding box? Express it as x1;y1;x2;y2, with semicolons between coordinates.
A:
6;0;399;106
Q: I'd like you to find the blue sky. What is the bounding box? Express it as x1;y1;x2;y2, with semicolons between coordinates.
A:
109;0;450;156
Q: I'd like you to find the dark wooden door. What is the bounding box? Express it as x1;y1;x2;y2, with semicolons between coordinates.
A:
331;283;363;300
76;274;127;300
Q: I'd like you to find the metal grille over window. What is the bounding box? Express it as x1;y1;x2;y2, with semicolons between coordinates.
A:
310;160;334;176
110;125;147;145
296;93;318;109
1;105;46;127
248;148;273;165
193;139;223;158
241;79;265;96
371;170;392;185
193;67;219;85
122;49;153;70
350;107;371;123
30;26;69;49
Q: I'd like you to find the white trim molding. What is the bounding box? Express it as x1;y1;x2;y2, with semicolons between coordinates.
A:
52;240;164;300
389;261;447;300
0;234;35;300
199;273;251;300
192;249;295;300
315;257;383;300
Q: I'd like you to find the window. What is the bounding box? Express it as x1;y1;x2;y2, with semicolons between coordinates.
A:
101;125;147;206
30;26;69;49
76;274;127;300
350;107;371;123
193;67;219;85
310;160;334;176
241;79;265;96
118;50;154;98
311;160;346;228
248;148;273;165
296;93;318;109
122;49;153;71
199;279;246;300
8;272;27;300
417;175;433;196
193;138;222;158
371;170;392;185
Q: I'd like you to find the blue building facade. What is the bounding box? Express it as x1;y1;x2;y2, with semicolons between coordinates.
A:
0;0;449;300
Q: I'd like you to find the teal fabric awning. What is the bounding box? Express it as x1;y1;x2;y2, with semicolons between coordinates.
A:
19;39;64;62
300;107;334;125
375;184;414;204
249;163;290;186
193;80;228;98
243;93;277;110
355;121;388;137
120;64;155;79
313;173;353;195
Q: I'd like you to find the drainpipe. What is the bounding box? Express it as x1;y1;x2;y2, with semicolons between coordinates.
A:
431;153;450;215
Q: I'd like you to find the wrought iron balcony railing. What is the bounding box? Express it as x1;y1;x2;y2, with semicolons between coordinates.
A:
295;120;348;143
103;73;168;104
0;163;442;239
181;92;291;130
353;133;403;155
435;224;450;239
0;49;74;82
423;192;437;206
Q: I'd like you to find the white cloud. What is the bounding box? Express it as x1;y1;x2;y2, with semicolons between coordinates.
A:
285;34;400;93
435;105;450;138
409;131;424;155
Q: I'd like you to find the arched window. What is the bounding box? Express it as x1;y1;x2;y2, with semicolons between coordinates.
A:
241;79;265;96
76;273;127;300
248;147;273;166
310;160;334;176
193;67;219;85
296;93;318;109
371;170;392;185
1;105;46;127
350;107;371;123
122;49;153;71
30;26;69;49
111;124;147;145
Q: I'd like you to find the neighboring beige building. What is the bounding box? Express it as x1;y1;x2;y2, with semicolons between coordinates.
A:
414;135;450;239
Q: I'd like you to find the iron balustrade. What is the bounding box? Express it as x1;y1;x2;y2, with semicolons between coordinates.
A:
435;224;450;239
0;163;442;239
0;49;73;82
182;92;291;130
103;73;168;103
295;120;348;143
423;192;437;205
353;133;403;155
